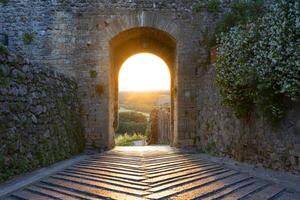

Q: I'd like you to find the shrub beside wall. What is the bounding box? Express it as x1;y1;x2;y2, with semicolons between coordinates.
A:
0;47;85;183
116;112;147;135
196;0;300;173
216;0;300;123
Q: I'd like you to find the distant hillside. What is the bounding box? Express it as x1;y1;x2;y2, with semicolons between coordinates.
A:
119;91;170;113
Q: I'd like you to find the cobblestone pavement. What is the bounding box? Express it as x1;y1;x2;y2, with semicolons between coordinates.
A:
4;146;300;200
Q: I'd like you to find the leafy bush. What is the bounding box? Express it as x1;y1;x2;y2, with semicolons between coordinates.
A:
117;122;147;134
192;2;206;12
119;112;147;123
216;0;263;34
115;133;147;146
216;0;300;122
117;112;148;134
203;0;264;49
0;0;9;5
207;0;220;12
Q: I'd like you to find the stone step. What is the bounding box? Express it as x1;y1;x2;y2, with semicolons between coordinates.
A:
42;177;145;200
58;171;149;190
73;164;145;176
202;179;255;200
146;163;219;179
170;174;252;200
4;146;300;200
66;166;146;181
63;168;149;186
246;185;285;200
26;185;81;200
150;167;224;188
49;175;149;196
221;181;269;200
145;166;228;184
145;171;238;199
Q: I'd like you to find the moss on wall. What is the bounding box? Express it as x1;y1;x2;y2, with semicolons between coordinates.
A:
0;48;85;183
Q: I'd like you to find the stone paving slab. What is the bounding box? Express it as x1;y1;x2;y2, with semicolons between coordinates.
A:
2;146;300;200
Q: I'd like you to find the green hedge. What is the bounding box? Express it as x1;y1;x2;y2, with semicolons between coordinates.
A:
116;112;148;134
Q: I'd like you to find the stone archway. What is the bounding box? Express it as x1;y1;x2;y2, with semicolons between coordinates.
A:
34;11;202;150
108;27;177;148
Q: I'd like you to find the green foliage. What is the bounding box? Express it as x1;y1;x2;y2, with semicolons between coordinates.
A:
0;45;8;56
89;70;97;78
119;112;147;123
56;95;85;152
115;133;147;146
23;33;34;45
216;0;300;123
117;122;147;134
119;91;170;113
202;0;264;48
193;0;220;13
216;0;263;34
207;0;220;12
0;0;9;5
192;2;206;12
117;112;148;134
0;55;84;183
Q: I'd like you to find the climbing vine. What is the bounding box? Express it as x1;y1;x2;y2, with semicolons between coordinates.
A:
216;0;300;123
200;0;264;49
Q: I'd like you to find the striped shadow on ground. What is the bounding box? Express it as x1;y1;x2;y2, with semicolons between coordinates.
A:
4;146;300;200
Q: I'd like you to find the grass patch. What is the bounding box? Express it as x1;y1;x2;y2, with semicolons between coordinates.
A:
115;133;147;146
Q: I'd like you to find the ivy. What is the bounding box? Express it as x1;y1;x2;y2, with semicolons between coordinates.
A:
0;0;9;5
203;0;264;49
216;0;300;123
216;0;264;34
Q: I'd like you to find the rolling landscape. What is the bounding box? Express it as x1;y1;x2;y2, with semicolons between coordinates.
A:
119;91;170;114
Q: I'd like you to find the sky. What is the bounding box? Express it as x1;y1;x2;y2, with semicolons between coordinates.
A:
119;53;170;92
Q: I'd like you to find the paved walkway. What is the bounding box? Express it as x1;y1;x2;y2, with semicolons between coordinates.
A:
3;146;300;200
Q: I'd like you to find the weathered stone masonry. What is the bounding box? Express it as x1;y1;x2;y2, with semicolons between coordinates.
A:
0;50;85;182
196;64;300;173
0;0;223;149
147;107;171;145
0;0;299;173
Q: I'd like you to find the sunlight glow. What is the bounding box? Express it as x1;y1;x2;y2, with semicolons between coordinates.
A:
119;53;170;92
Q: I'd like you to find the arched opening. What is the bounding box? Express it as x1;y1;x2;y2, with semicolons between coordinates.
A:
109;27;177;148
116;53;171;146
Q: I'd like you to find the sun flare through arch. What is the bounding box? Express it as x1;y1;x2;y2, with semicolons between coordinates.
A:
119;53;171;92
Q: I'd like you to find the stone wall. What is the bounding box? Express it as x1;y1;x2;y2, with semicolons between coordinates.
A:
147;108;171;145
2;0;298;174
0;48;85;183
196;64;300;173
0;0;230;149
